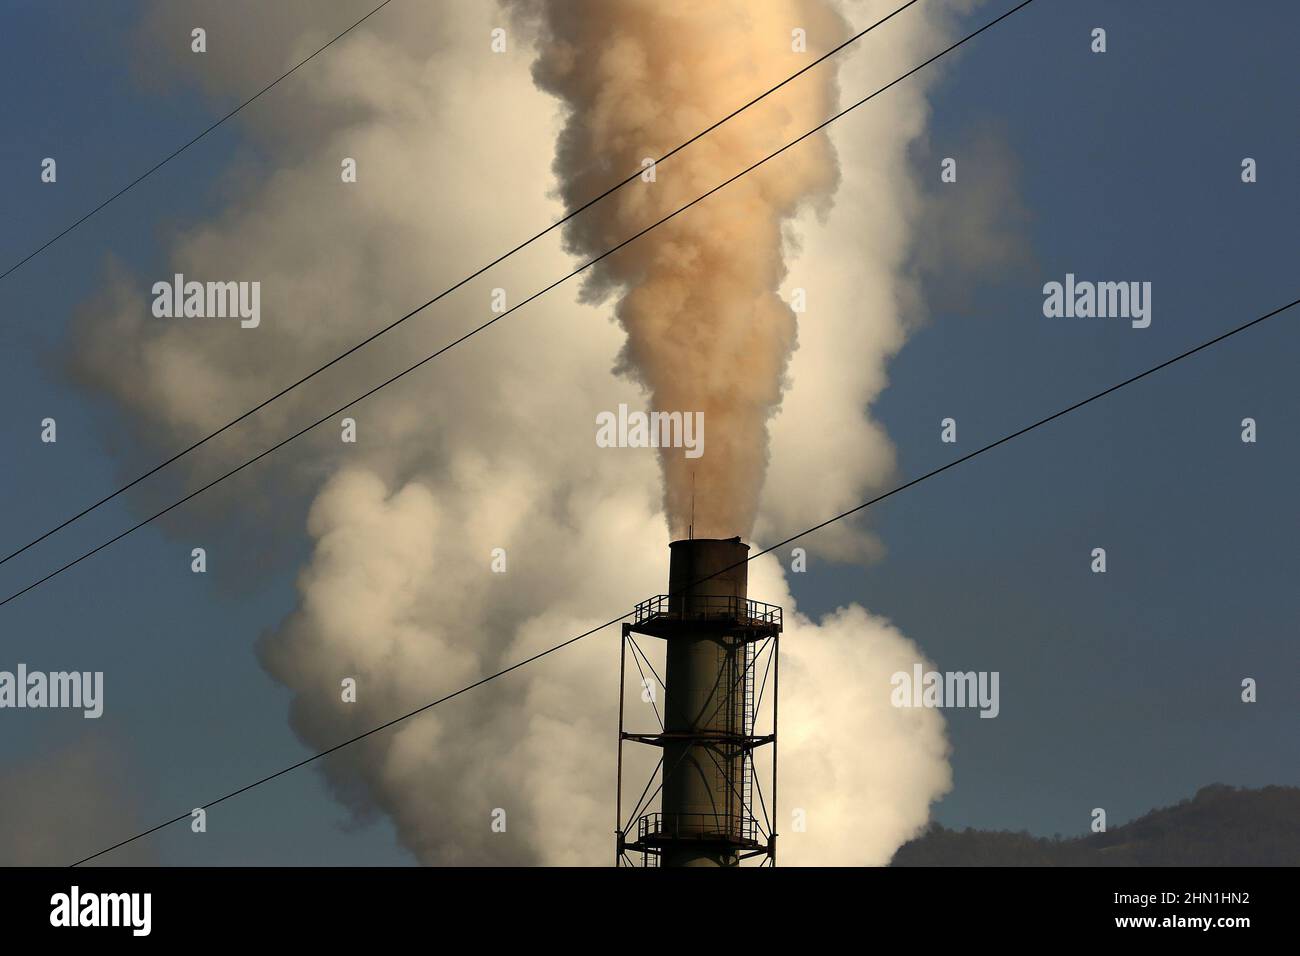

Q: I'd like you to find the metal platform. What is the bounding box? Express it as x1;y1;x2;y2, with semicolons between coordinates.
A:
631;593;782;638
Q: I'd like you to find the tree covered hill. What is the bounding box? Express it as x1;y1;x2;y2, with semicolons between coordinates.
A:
890;784;1298;866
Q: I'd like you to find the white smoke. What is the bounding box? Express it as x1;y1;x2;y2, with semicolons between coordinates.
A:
68;0;961;864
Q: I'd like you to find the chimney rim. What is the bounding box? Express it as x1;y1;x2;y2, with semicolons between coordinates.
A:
668;535;749;550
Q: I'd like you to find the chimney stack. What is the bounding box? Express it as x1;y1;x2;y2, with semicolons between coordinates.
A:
617;538;782;867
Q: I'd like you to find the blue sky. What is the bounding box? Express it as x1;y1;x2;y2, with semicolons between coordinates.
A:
0;0;1295;864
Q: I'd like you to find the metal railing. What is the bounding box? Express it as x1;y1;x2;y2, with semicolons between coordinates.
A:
633;594;782;628
638;811;747;843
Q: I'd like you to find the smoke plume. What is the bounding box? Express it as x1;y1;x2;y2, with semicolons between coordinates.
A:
65;0;964;865
515;0;849;540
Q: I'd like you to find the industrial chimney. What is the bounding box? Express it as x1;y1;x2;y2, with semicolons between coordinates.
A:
616;537;783;867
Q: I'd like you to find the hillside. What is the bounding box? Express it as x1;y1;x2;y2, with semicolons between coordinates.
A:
890;784;1299;866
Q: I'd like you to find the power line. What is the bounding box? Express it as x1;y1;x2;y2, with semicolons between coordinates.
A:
1;0;1035;610
627;635;665;694
70;291;1300;865
626;638;664;731
71;615;611;867
0;0;400;284
0;0;925;570
732;299;1300;568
